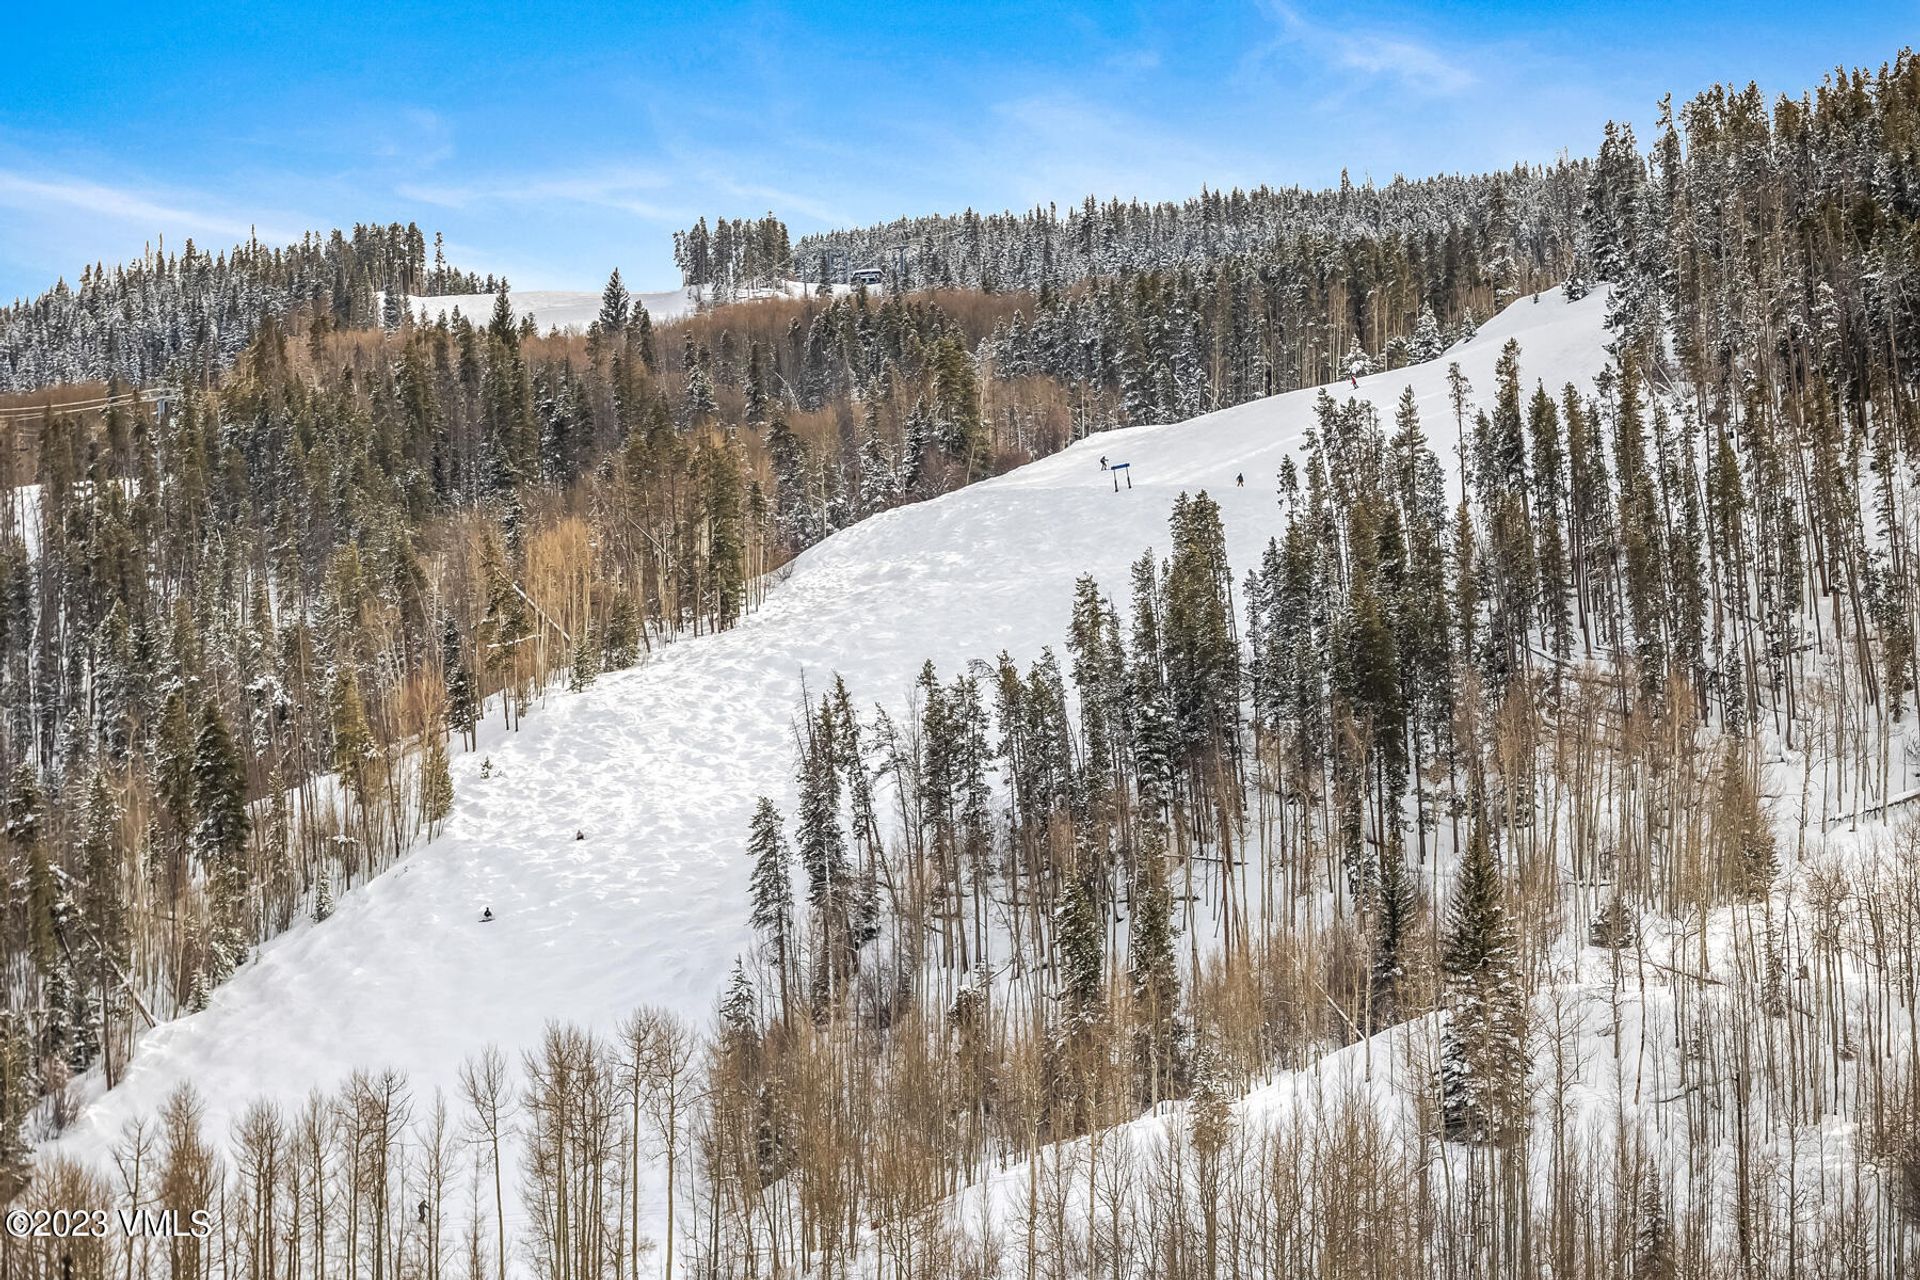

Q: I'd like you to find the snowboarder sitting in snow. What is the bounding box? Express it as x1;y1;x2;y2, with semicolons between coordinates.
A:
480;906;494;923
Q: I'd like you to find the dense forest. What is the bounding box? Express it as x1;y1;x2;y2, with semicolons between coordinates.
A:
0;223;486;392
5;47;1920;1280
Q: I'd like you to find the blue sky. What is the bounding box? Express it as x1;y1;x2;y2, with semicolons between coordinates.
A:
1;1;1914;302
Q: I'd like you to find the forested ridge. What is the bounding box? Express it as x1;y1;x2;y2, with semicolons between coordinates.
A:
3;49;1920;1280
0;223;486;392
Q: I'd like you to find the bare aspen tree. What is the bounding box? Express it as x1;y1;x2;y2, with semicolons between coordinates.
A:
459;1047;514;1280
626;1006;701;1280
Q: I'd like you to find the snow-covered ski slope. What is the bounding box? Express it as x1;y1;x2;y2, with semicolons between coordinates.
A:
405;280;868;334
53;287;1615;1166
406;287;700;332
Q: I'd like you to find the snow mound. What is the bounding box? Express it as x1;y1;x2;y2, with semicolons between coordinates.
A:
406;280;864;334
406;287;700;333
50;286;1617;1166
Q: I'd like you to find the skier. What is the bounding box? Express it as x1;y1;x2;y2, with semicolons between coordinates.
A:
418;1200;429;1226
1350;375;1358;389
1236;472;1244;488
480;906;494;923
1100;454;1109;471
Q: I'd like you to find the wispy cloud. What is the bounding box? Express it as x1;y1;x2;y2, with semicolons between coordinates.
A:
397;164;679;218
970;91;1256;207
0;170;305;246
1252;1;1478;97
370;107;457;169
1330;33;1476;95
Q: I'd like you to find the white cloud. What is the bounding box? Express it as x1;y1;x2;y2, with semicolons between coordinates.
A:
1331;33;1477;95
971;91;1257;207
1253;1;1478;97
397;164;678;218
0;170;304;247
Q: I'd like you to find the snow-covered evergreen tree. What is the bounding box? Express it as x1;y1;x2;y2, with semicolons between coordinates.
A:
1439;809;1528;1144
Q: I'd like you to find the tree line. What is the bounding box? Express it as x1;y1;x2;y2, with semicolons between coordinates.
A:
0;223;485;392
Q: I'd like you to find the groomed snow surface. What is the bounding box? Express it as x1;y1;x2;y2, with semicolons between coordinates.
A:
405;280;863;334
49;287;1620;1209
405;288;699;334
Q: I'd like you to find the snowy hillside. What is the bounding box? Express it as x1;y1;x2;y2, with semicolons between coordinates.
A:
49;287;1617;1165
405;287;699;333
405;279;862;333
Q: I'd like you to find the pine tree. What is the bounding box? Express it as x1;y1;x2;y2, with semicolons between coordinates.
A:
684;361;717;423
0;1013;34;1200
192;705;250;868
568;616;599;692
421;731;454;831
441;619;480;746
1128;827;1180;1103
1452;501;1482;677
1163;492;1238;767
1411;303;1447;363
719;959;757;1046
598;268;630;334
155;691;198;844
331;669;376;810
746;797;794;1015
193;705;252;978
601;593;639;671
1370;843;1417;1029
1440;808;1528;1143
480;531;532;690
795;698;853;1004
930;334;986;475
1588;894;1637;949
1187;1034;1234;1277
1613;355;1669;697
75;770;129;1046
1634;1156;1675;1279
1066;574;1120;791
312;870;335;923
855;402;895;517
1483;174;1519;308
700;438;747;631
1055;867;1106;1040
9;766;56;976
1187;1036;1233;1157
740;340;770;428
1528;381;1574;666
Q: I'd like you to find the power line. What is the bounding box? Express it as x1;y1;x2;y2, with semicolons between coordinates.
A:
0;386;172;423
